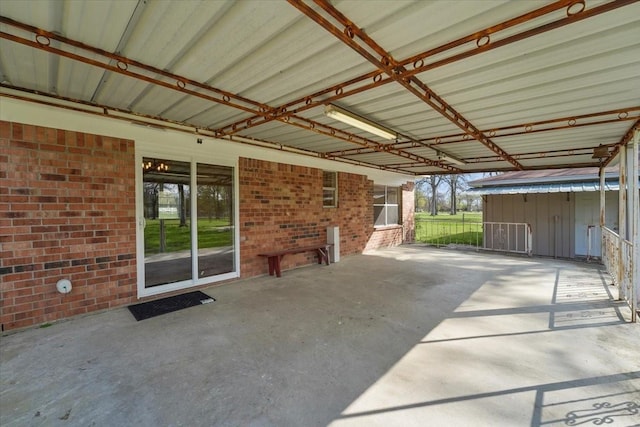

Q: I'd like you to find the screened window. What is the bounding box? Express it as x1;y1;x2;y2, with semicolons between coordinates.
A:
323;171;337;207
373;185;400;227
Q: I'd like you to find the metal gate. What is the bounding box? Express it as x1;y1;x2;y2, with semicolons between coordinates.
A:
483;222;532;256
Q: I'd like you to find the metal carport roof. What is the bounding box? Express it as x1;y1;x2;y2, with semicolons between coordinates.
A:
1;0;639;175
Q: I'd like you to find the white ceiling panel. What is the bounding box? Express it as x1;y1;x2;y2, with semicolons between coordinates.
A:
1;0;638;175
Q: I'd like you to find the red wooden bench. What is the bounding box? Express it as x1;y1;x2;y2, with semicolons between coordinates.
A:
258;244;332;277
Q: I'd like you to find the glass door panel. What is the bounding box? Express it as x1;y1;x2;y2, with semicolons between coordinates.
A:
143;158;192;288
196;163;235;278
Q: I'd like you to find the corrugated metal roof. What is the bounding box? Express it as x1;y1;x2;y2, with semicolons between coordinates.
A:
467;165;640;194
469;167;619;186
1;0;639;175
467;181;619;195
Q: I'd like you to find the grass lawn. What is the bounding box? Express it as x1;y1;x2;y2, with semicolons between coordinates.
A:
415;211;482;222
415;212;483;246
144;218;232;254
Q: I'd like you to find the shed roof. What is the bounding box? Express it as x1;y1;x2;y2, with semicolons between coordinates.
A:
466;166;629;194
467;181;619;195
1;0;639;175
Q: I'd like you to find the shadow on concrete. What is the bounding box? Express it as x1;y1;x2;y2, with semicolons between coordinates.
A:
1;246;637;426
324;246;638;427
331;371;640;426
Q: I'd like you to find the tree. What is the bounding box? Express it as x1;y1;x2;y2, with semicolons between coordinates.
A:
460;191;481;212
143;182;161;219
197;184;233;223
445;175;458;215
415;189;428;212
416;175;442;216
417;175;443;216
178;184;188;227
415;177;437;214
443;174;469;215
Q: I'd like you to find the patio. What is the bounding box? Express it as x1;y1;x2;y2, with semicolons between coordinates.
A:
1;246;638;426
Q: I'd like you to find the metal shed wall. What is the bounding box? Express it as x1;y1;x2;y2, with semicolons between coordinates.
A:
574;191;619;257
484;191;621;258
484;193;575;258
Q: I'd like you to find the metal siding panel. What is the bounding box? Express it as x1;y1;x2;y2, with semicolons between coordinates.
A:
534;194;550;257
94;77;149;110
562;193;573;258
575;192;600;257
119;1;231;67
547;193;571;258
491;194;503;223
0;42;50;92
56;56;104;100
56;1;138;101
512;194;525;224
523;194;536;254
341;0;513;57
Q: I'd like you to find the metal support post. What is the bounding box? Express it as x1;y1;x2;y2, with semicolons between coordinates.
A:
599;165;606;259
631;130;639;322
618;146;626;294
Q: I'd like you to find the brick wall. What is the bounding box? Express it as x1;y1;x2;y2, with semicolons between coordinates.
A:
402;181;416;242
239;158;374;277
0;123;414;331
0;121;136;331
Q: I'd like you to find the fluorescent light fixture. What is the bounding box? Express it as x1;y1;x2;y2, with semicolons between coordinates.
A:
324;104;396;140
436;151;466;166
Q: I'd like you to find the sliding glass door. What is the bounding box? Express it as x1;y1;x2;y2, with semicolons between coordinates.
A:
139;156;236;295
196;163;235;278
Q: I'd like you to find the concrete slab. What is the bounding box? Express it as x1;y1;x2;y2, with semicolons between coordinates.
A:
1;246;638;426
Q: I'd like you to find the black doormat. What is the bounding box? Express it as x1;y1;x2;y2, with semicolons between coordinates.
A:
128;291;215;321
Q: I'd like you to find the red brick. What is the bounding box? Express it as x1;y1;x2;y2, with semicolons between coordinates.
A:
2;120;136;331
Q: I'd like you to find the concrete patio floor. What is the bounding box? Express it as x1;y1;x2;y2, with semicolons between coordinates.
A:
1;246;639;427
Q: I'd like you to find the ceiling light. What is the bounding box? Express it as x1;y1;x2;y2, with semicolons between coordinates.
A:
324;104;396;140
142;159;169;172
436;151;466;166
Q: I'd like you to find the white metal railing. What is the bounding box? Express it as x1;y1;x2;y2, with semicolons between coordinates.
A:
483;222;532;256
602;227;619;275
602;226;636;321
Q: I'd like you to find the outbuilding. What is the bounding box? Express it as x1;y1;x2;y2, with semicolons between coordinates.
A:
468;167;624;259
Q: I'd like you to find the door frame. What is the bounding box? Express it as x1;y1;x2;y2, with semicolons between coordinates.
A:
135;145;240;298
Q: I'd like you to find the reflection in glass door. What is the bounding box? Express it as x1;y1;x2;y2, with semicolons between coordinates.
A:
141;158;236;290
143;158;192;287
196;163;235;278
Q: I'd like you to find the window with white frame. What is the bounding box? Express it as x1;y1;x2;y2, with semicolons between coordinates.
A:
323;171;337;207
373;185;400;226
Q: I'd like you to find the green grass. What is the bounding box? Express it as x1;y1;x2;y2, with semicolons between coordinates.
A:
415;212;482;222
144;218;232;254
415;212;483;246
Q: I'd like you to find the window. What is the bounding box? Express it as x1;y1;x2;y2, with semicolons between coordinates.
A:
323;171;337;207
373;185;400;227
